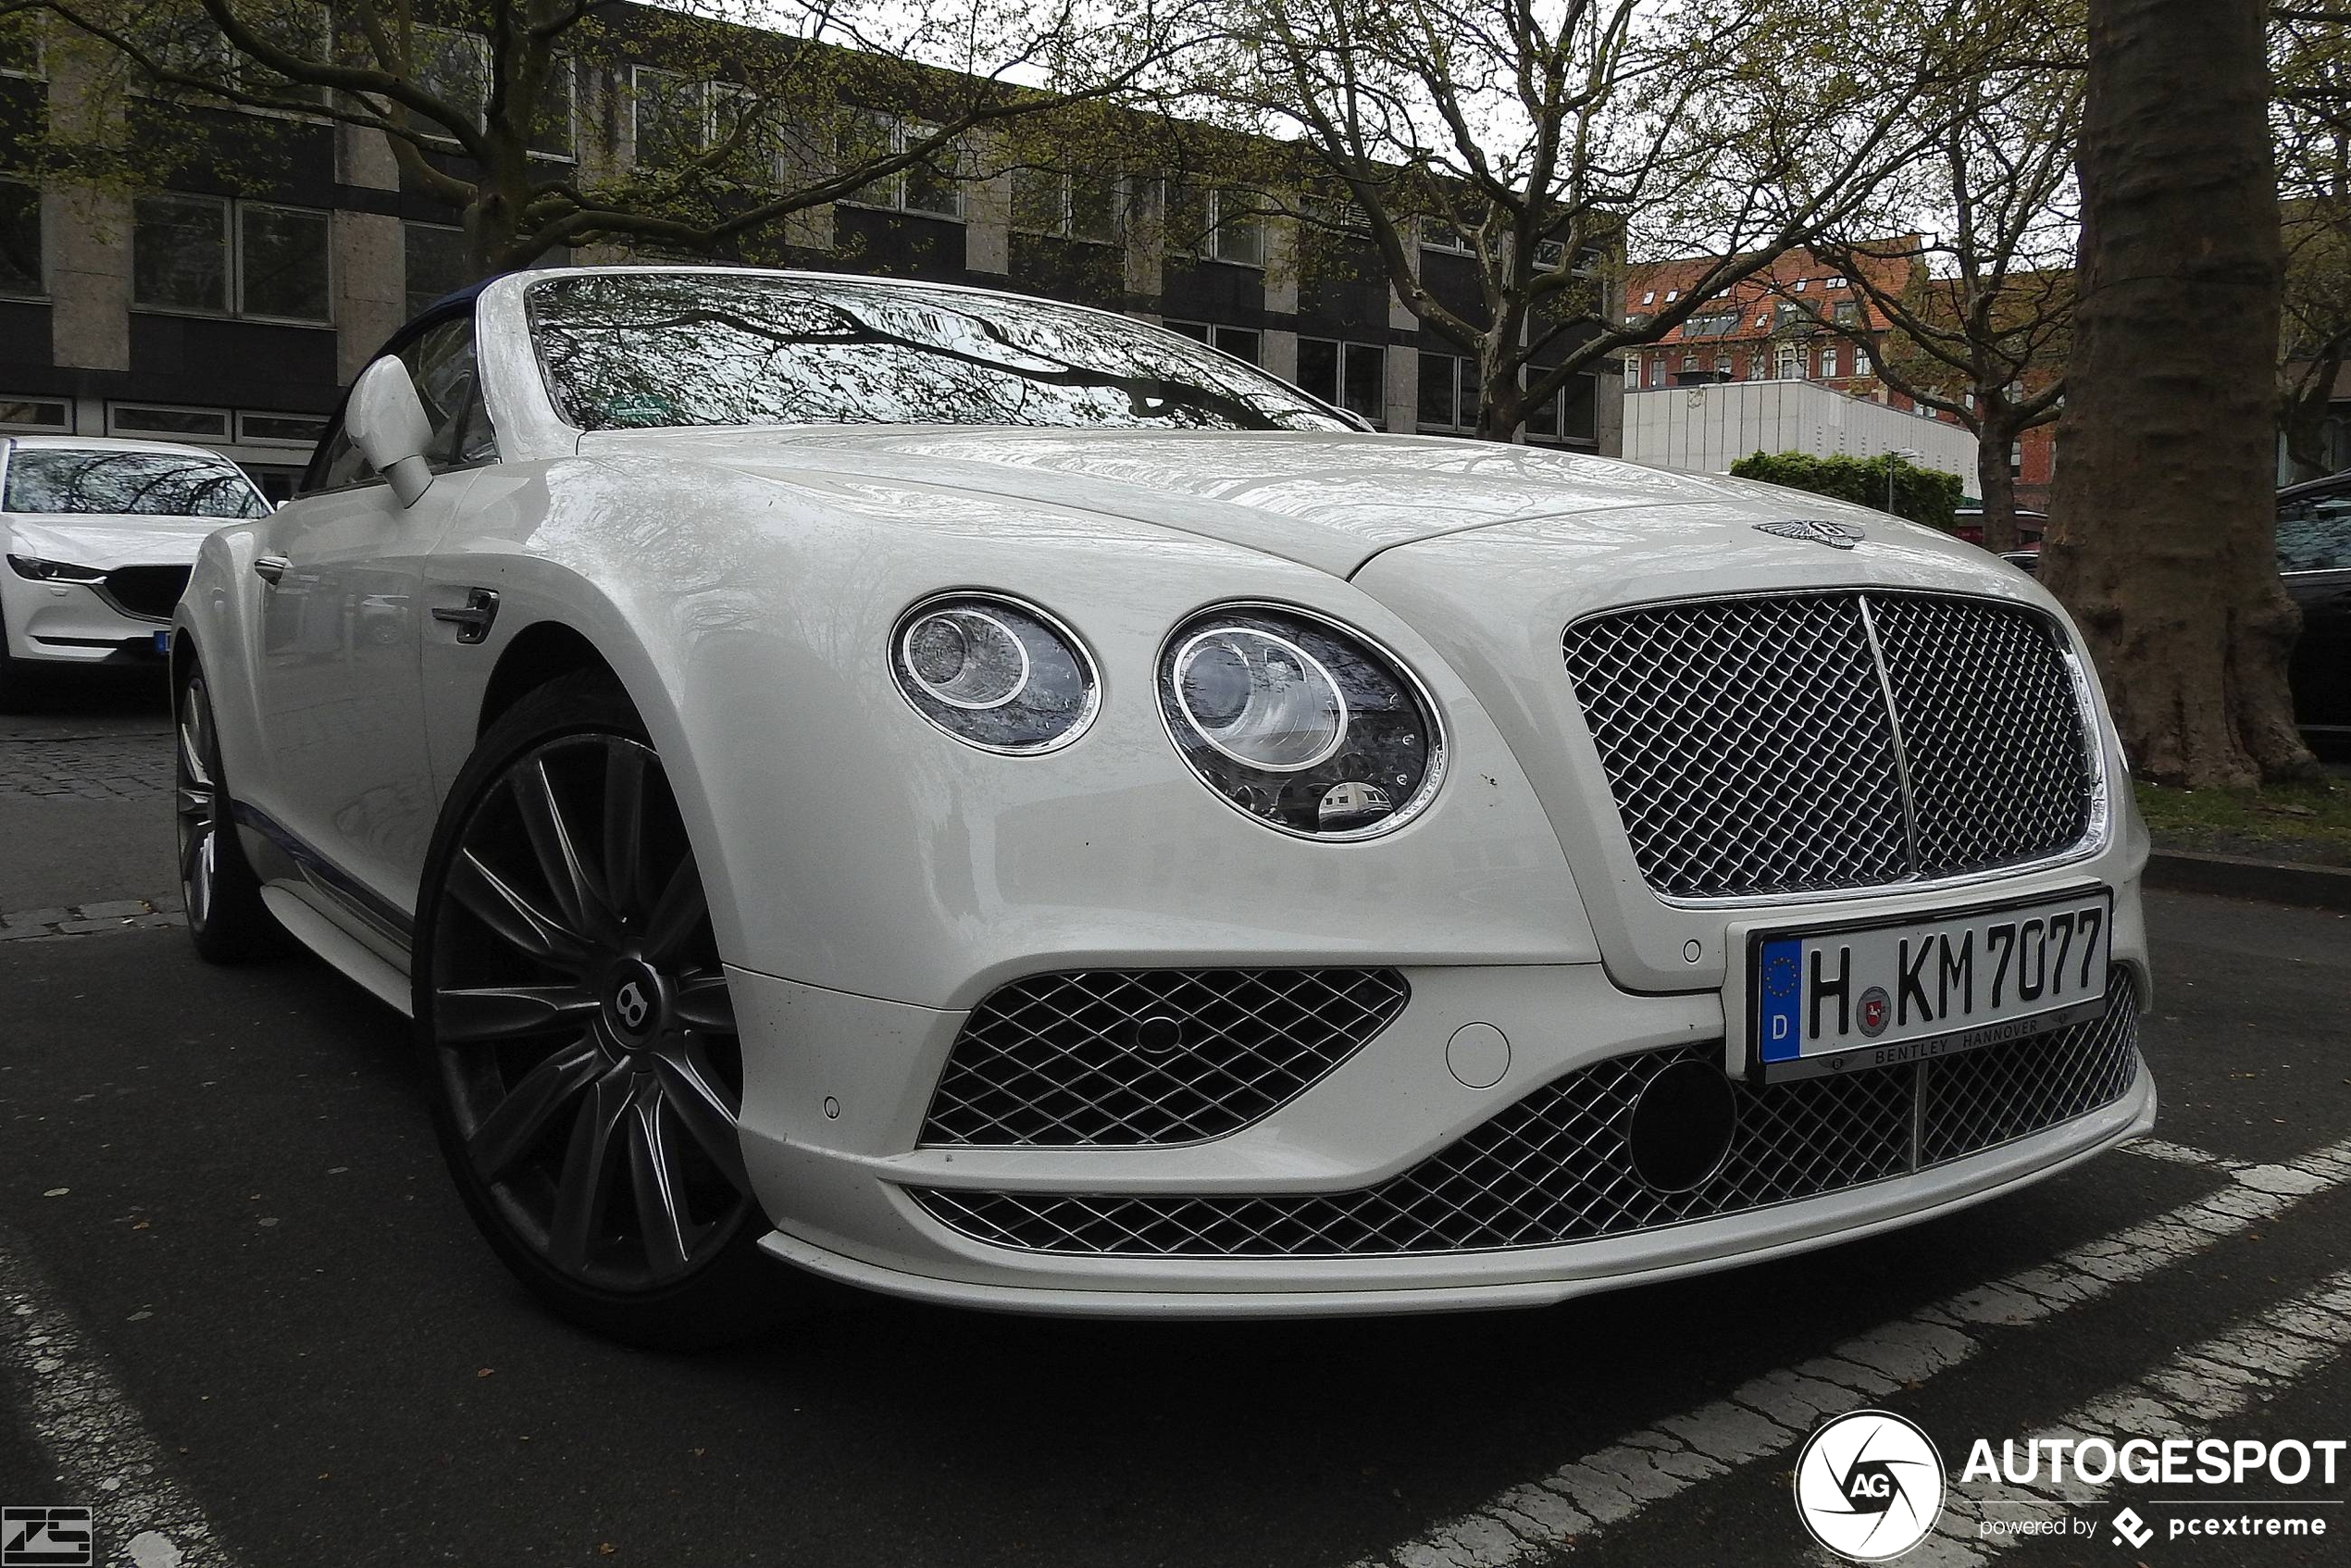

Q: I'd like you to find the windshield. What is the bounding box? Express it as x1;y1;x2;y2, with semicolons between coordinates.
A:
528;272;1350;435
3;448;268;518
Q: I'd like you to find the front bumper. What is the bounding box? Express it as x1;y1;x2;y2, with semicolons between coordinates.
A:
1;571;173;665
728;938;2155;1316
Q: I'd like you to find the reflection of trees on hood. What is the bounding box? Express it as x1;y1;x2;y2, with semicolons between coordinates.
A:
529;276;1345;434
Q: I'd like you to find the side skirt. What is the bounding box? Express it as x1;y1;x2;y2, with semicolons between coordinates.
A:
257;886;415;1017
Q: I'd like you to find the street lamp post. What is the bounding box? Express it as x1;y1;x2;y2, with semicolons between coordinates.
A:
1885;447;1922;516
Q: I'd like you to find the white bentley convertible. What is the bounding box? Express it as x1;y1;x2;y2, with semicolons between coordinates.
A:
174;267;2154;1345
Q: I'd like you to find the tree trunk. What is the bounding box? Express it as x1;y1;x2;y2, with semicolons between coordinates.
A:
2042;0;2314;787
1974;419;2021;554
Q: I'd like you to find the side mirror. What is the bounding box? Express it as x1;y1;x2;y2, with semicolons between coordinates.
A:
348;356;434;506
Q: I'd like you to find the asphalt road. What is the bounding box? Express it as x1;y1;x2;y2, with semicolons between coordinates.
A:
3;693;2348;1568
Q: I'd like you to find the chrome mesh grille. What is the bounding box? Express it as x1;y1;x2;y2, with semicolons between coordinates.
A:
1869;595;2098;876
1561;591;2096;900
1561;594;1909;898
919;968;1411;1147
913;979;2140;1258
1921;989;2142;1164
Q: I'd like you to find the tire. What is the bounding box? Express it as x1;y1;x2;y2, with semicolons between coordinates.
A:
176;659;280;962
411;670;804;1349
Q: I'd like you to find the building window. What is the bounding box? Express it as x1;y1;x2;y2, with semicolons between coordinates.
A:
1212;325;1261;364
131;195;330;323
2010;440;2024;478
1833;299;1863;325
417;25;489;131
1683;310;1740;339
1011;168;1119;243
1639;290;1656;305
0;12;41;78
1792;278;1808;292
1663;289;1678;303
1419;352;1461;429
1523;368;1599;443
0;397;68;431
529;56;578;160
1297;338;1386;423
109;404;232;440
404;222;470;318
136;2;328;108
1774;342;1803;380
0;181;39;297
1168;184;1263;266
1163;318;1211;343
840;110;964;218
132;195;228;314
239;203;330;322
1421;218;1473;255
239;411;328;446
1820;342;1839;379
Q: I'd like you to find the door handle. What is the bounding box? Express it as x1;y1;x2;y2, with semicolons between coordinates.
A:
431;588;502;645
253;554;290;586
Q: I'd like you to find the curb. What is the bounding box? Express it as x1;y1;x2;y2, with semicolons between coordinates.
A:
2145;849;2351;913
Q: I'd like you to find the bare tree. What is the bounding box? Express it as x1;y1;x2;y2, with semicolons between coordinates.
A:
1806;43;2080;553
2043;0;2314;786
2272;2;2351;479
4;0;1210;275
1201;0;1997;440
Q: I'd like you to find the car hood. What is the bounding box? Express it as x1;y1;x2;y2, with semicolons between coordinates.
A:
578;426;1799;577
3;513;222;571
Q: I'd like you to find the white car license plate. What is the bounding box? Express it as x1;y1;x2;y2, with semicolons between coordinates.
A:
1747;888;2113;1082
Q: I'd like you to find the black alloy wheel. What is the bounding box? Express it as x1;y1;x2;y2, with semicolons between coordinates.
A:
175;661;277;961
416;673;798;1346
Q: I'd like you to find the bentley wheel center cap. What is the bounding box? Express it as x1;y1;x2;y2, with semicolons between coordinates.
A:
603;959;667;1047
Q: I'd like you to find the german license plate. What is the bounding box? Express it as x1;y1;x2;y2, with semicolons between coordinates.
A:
153;628;171;653
1747;888;2113;1082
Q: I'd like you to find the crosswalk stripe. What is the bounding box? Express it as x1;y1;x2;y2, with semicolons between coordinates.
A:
0;1228;240;1568
1891;1265;2351;1567
1352;1136;2351;1568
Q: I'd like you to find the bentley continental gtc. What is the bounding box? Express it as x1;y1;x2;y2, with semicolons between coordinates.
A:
171;267;2154;1345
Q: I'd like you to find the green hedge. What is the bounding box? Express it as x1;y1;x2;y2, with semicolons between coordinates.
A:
1727;450;1963;531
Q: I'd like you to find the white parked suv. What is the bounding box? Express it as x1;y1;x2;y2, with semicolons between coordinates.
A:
1;435;270;705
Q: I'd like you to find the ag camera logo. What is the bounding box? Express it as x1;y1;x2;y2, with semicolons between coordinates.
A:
1794;1410;1946;1562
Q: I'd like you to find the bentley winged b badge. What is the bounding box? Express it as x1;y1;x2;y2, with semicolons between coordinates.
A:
1754;517;1867;550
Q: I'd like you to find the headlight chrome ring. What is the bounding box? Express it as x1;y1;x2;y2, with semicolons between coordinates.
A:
1157;602;1445;841
889;591;1099;755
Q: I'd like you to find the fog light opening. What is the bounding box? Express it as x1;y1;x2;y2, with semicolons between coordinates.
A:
1625;1059;1737;1193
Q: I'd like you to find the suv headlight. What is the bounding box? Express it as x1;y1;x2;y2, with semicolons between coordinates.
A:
889;591;1100;754
1158;604;1444;839
6;554;107;583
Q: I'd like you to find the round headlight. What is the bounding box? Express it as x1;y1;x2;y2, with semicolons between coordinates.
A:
890;592;1098;753
1171;627;1348;770
1157;604;1444;840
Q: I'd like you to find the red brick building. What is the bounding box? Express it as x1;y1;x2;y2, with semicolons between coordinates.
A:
1624;244;2058;511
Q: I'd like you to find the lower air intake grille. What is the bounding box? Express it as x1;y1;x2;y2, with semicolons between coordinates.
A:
912;978;2140;1257
919;967;1412;1147
100;565;193;621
